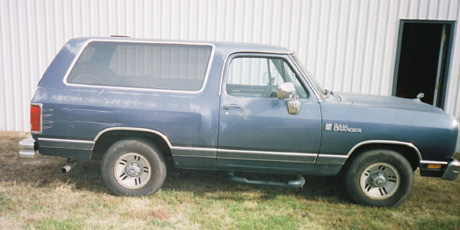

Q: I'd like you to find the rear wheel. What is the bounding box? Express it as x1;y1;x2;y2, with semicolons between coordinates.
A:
343;149;414;207
101;138;166;196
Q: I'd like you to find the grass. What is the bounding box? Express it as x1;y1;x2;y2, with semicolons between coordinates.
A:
1;131;459;229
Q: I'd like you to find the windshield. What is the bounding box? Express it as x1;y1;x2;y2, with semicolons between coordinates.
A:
292;56;327;97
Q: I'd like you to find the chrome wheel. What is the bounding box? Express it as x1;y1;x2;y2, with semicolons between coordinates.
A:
344;149;413;206
360;162;400;200
102;139;166;196
114;153;151;189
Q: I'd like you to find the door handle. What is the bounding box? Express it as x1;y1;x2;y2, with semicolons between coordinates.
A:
223;104;242;110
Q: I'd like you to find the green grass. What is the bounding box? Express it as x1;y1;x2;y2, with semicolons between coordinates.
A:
1;131;459;229
32;218;84;230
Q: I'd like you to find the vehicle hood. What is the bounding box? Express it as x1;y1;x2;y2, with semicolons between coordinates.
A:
334;92;444;114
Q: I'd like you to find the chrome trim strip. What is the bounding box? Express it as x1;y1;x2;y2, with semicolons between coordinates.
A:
217;148;317;157
317;154;348;159
171;146;216;159
63;38;216;94
347;140;422;161
420;160;448;165
38;138;95;144
163;145;317;158
94;127;172;148
171;154;215;159
37;146;92;151
171;146;216;152
316;154;348;164
171;146;316;163
217;149;317;164
38;138;94;151
216;156;313;164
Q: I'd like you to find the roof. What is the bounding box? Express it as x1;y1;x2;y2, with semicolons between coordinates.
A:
67;37;294;56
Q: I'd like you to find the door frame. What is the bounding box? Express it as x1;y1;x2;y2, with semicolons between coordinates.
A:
216;52;322;175
392;20;455;109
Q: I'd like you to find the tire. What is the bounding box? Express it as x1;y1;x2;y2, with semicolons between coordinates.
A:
101;138;166;196
343;149;414;207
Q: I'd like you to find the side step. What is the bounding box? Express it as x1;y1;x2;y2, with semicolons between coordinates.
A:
228;172;305;188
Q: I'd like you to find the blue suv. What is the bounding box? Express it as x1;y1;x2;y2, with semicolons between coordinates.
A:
19;37;460;207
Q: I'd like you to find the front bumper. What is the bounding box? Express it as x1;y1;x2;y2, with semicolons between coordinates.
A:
442;158;460;180
19;137;37;158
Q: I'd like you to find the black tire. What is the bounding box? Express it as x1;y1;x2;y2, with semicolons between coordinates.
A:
101;138;166;196
343;149;414;207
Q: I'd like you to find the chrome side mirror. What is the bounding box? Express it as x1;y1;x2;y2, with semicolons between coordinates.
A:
277;82;296;100
277;82;301;115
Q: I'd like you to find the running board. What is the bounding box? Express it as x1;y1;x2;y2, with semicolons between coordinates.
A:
228;172;305;188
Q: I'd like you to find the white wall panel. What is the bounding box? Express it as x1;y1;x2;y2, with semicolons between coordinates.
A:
447;2;460;119
1;0;460;131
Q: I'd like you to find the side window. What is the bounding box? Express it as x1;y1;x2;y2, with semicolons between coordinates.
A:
226;57;308;98
67;42;212;91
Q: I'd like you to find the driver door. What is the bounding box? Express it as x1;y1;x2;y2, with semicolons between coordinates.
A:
217;54;322;174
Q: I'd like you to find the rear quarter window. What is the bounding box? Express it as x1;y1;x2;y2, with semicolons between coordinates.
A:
67;41;213;91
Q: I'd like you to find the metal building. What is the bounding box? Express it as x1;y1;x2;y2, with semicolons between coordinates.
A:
1;0;459;131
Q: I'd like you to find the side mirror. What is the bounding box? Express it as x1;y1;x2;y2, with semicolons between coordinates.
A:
277;82;296;100
277;82;301;115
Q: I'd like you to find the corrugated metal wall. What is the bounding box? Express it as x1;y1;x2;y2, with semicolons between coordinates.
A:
1;0;460;131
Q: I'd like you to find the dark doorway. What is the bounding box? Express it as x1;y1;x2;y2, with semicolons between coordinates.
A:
393;21;454;108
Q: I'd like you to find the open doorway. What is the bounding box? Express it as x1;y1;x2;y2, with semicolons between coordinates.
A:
393;21;454;108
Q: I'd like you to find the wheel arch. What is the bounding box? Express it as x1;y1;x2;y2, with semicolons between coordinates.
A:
91;127;172;160
343;140;422;171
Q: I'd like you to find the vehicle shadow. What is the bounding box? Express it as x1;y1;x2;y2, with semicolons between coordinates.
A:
8;154;348;204
164;168;348;204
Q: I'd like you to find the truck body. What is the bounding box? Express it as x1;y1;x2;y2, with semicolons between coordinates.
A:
20;37;460;206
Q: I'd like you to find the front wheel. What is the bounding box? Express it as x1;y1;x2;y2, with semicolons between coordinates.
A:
101;138;166;196
343;149;414;207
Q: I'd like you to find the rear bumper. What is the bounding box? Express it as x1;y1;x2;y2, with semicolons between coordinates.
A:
442;158;460;180
18;137;37;158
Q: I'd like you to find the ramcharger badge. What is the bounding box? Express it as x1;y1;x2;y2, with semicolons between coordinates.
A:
325;123;362;133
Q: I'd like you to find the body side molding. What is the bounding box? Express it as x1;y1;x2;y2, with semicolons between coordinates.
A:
347;140;422;161
94;127;173;148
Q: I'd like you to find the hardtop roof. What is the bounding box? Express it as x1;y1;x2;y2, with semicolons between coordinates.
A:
68;37;294;56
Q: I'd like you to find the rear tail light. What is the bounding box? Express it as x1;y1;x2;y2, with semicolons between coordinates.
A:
30;104;42;133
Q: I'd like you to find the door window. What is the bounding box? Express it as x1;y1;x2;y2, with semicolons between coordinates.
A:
226;57;308;98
